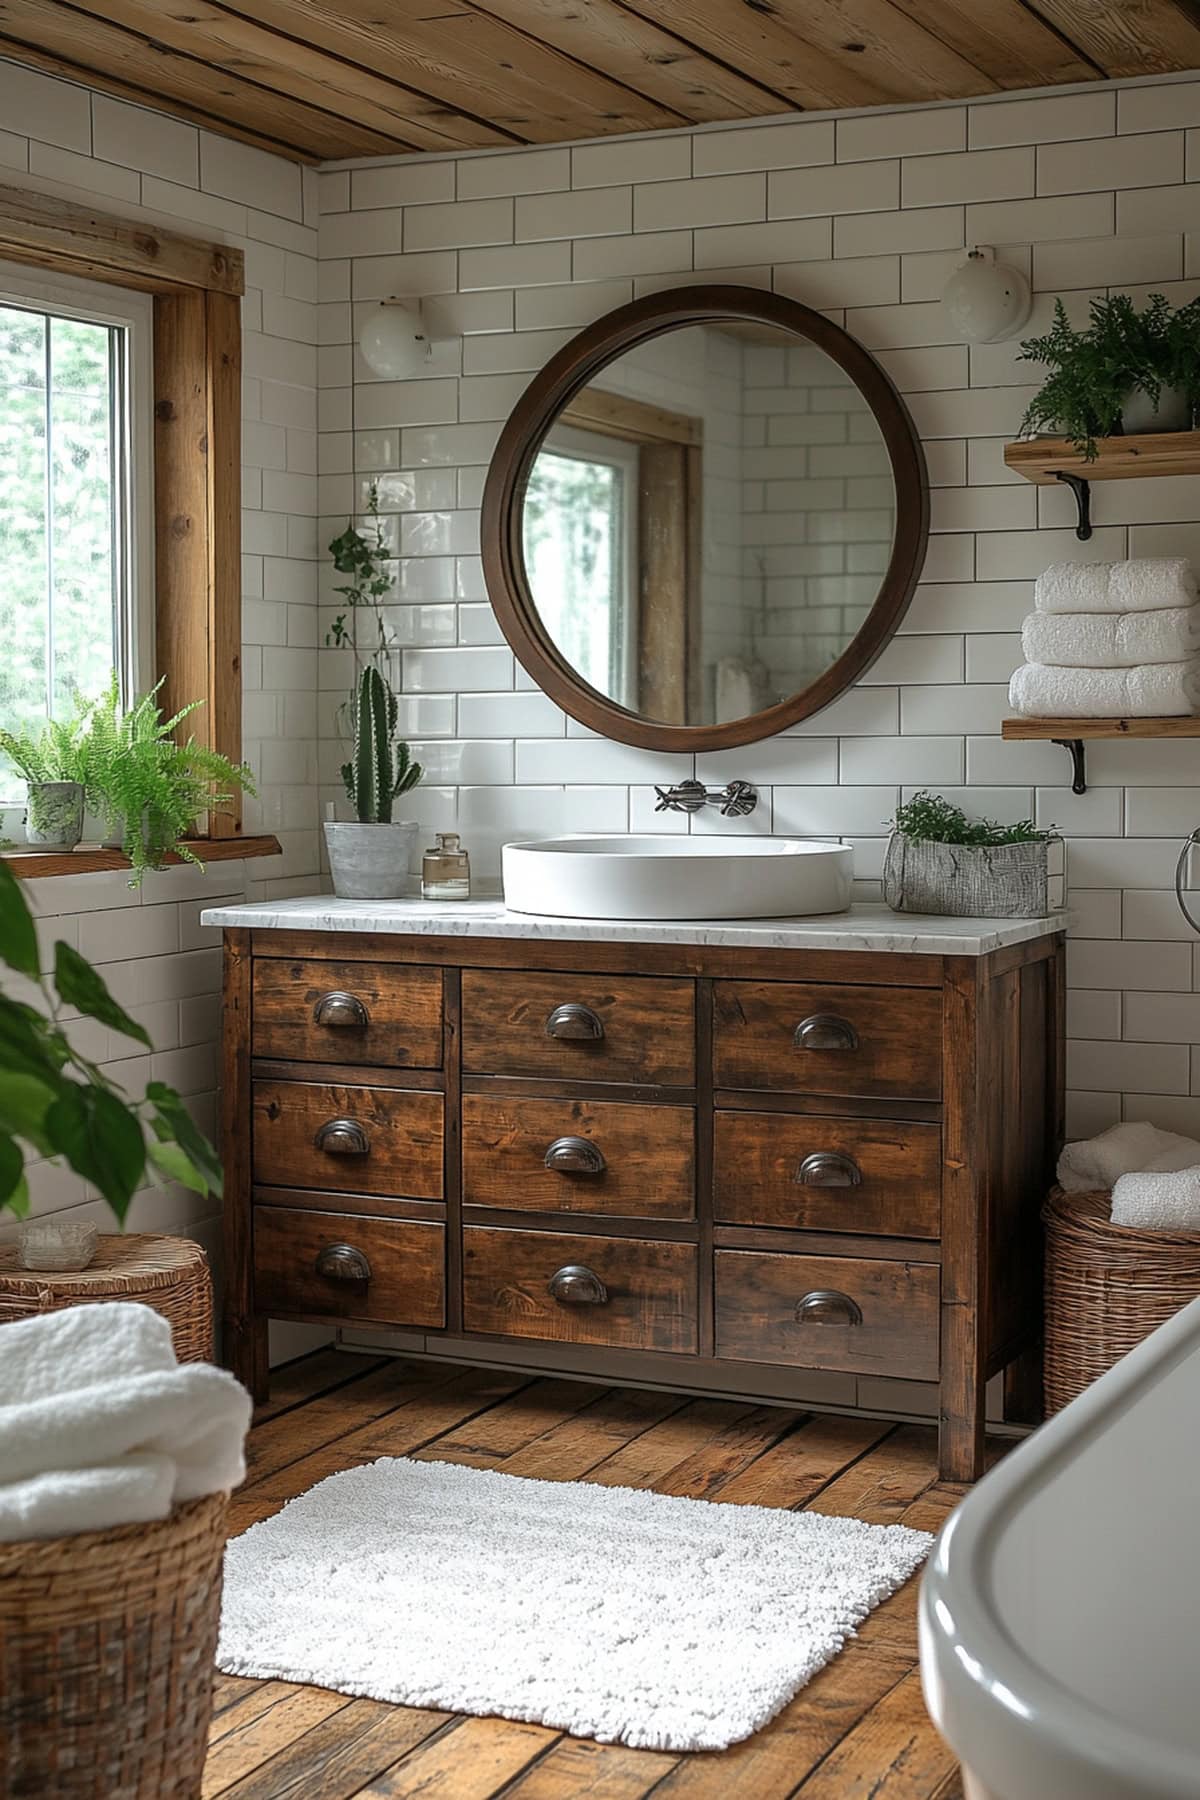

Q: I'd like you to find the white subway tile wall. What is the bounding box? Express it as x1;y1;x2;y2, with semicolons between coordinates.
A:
0;69;319;1313
319;77;1200;1144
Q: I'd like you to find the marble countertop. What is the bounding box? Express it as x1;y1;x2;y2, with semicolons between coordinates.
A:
201;895;1067;956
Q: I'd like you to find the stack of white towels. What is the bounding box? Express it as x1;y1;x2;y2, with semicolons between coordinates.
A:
0;1300;251;1541
1010;557;1200;717
1059;1120;1200;1229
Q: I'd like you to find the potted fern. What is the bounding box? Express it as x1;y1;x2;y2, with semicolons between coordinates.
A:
324;490;423;900
0;708;91;848
883;793;1065;919
324;664;422;899
1019;293;1200;460
82;674;256;887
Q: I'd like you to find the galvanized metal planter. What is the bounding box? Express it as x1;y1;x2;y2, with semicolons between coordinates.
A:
883;831;1065;919
324;819;419;900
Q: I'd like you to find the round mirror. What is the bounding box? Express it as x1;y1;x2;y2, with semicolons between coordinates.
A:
482;286;929;751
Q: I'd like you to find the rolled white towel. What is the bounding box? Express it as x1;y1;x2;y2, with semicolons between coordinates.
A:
1035;558;1197;614
1;1362;251;1497
1057;1121;1200;1193
0;1456;176;1543
1009;659;1200;718
1111;1166;1200;1230
0;1299;176;1408
1022;605;1200;668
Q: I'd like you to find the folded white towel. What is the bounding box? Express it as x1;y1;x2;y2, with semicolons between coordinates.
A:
0;1456;175;1542
1022;606;1200;668
1009;659;1200;718
0;1300;176;1408
0;1301;251;1542
1058;1121;1200;1193
1035;558;1197;614
1111;1166;1200;1230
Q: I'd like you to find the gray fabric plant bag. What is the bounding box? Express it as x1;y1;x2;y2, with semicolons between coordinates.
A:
883;831;1063;918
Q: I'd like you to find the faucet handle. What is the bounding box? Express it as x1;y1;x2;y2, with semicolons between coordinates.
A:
719;780;757;818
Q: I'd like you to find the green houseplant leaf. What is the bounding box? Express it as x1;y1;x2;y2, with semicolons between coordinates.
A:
54;941;153;1049
0;860;40;978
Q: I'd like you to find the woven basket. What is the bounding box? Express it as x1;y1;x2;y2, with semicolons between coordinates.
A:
1044;1185;1200;1413
0;1233;213;1363
0;1492;228;1798
882;830;1063;918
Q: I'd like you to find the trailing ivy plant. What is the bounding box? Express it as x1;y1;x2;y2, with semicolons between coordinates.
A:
1018;293;1200;460
0;858;222;1220
84;673;256;887
892;791;1051;847
326;483;396;671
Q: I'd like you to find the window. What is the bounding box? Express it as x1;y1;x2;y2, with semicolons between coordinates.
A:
524;423;639;707
0;262;152;798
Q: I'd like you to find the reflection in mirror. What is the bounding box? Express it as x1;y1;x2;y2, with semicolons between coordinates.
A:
520;322;897;729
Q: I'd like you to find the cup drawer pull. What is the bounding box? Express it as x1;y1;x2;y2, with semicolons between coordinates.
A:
543;1136;607;1176
313;990;370;1030
314;1117;370;1156
794;1151;862;1188
793;1013;859;1052
545;1002;605;1042
315;1243;371;1282
547;1264;609;1306
795;1289;863;1327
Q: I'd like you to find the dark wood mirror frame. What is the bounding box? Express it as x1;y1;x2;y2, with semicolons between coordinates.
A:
481;284;930;752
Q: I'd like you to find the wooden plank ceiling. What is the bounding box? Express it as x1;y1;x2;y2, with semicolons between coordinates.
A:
0;0;1198;163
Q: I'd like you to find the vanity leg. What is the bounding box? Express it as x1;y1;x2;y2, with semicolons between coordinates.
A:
220;928;266;1401
1003;1341;1044;1426
940;958;988;1483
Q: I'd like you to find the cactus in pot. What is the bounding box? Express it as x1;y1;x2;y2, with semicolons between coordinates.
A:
324;665;423;899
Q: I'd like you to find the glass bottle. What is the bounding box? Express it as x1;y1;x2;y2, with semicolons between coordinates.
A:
422;831;470;900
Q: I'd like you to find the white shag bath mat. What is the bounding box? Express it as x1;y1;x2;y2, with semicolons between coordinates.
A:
218;1456;931;1751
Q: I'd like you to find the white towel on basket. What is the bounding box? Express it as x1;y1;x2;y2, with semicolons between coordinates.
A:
1009;659;1200;718
1035;559;1197;614
1058;1121;1200;1193
1111;1167;1200;1230
1022;606;1200;668
0;1301;251;1541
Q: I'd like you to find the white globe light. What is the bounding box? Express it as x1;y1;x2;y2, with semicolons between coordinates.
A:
941;248;1031;344
359;299;429;377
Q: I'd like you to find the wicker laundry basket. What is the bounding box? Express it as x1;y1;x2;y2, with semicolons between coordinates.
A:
1044;1185;1200;1413
0;1233;214;1362
0;1492;228;1799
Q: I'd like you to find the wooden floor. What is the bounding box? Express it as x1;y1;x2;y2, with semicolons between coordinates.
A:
206;1349;984;1799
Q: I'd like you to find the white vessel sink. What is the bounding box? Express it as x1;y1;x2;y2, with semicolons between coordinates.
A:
501;834;854;921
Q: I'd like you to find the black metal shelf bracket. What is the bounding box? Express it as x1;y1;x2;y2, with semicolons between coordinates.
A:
1052;737;1088;794
1055;470;1092;539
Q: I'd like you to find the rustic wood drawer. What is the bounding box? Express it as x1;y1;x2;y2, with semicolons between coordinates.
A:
252;957;443;1068
252;1079;443;1199
714;1112;941;1239
463;1225;697;1352
461;969;695;1086
463;1094;695;1220
714;1249;939;1379
253;1205;444;1326
713;981;942;1100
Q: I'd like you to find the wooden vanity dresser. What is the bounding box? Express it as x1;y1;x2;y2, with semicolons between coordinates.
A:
215;904;1065;1481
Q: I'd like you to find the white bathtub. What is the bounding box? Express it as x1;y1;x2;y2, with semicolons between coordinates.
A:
920;1294;1200;1800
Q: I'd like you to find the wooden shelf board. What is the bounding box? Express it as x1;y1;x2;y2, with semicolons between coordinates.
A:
1003;717;1200;741
1003;431;1200;484
3;833;282;880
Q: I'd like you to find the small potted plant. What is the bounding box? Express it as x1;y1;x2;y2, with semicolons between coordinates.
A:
883;792;1064;919
324;663;422;899
83;673;256;887
0;709;90;848
1018;293;1200;460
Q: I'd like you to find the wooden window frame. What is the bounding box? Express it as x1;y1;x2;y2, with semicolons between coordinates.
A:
0;180;277;873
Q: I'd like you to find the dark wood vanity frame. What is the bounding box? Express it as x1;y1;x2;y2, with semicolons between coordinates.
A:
222;924;1063;1482
481;284;931;752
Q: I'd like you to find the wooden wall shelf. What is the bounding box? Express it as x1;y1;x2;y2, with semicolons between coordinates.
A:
1002;717;1200;793
1003;430;1200;541
3;833;282;880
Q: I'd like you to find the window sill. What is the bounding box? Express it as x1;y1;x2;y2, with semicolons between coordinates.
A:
3;834;282;880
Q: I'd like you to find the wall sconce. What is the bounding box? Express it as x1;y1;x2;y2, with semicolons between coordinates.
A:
359;297;433;378
941;246;1032;344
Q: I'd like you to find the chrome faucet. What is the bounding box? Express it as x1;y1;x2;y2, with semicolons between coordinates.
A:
653;779;758;818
